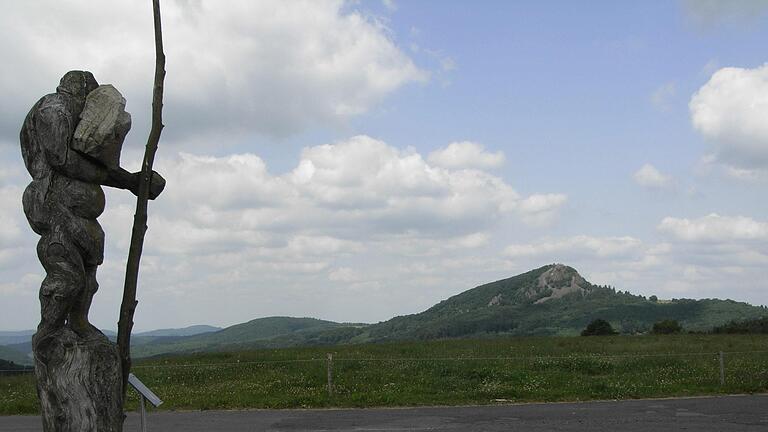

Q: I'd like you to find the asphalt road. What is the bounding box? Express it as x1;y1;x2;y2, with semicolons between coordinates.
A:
2;395;767;431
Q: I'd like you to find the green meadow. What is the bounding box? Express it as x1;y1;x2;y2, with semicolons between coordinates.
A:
2;334;767;415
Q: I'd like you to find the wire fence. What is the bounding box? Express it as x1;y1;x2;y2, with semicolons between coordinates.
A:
4;350;768;385
4;350;768;373
2;350;768;412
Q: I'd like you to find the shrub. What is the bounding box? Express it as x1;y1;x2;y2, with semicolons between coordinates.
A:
712;317;768;334
652;319;682;334
0;359;32;376
581;319;618;336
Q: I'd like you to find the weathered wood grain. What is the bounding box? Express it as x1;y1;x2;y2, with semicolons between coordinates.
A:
21;71;163;431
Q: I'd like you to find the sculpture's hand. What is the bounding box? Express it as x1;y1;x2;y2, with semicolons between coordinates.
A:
148;171;165;200
129;170;165;200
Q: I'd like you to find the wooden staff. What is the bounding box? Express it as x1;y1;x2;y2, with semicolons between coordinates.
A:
117;0;166;395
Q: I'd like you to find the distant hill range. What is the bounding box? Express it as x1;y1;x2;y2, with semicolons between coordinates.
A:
0;325;222;365
131;317;353;358
0;330;35;346
2;264;766;361
0;345;31;367
132;325;221;337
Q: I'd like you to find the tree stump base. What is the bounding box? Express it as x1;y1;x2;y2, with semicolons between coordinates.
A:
34;328;123;432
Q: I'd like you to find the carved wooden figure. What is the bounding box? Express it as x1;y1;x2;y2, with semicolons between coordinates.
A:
20;71;164;432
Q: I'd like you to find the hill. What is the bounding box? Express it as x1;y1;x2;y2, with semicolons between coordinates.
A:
5;265;766;358
355;264;767;341
135;325;221;337
131;316;356;357
0;324;223;363
126;264;768;357
0;345;32;366
0;330;34;346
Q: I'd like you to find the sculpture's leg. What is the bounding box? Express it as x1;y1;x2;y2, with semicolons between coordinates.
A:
33;230;122;432
69;264;99;335
68;216;104;336
34;234;83;340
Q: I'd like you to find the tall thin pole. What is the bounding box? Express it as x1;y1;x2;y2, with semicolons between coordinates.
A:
117;0;166;396
139;395;147;432
719;351;725;386
326;353;334;397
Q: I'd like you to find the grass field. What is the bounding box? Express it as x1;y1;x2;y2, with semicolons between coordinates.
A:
2;334;768;415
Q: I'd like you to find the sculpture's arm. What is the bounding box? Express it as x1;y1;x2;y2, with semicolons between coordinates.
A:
35;105;164;199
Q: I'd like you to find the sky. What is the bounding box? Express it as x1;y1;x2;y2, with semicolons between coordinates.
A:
1;0;768;331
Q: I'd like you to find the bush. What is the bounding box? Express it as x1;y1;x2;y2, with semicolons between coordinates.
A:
0;359;32;376
581;319;618;336
652;319;682;334
712;317;768;334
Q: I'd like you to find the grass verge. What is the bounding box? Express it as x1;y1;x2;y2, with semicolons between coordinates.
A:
2;334;767;415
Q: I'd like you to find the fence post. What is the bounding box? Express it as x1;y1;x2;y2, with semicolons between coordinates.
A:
719;351;725;386
139;394;147;432
326;353;334;397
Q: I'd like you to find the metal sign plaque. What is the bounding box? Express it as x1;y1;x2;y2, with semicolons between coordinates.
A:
127;373;163;407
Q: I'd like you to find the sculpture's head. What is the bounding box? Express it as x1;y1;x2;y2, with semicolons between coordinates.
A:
57;71;99;102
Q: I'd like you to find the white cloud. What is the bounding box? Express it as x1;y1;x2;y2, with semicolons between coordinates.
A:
0;0;427;145
96;136;565;324
696;153;768;182
439;56;456;72
689;64;768;169
658;214;768;242
328;266;362;282
722;165;765;181
428;141;505;169
633;163;672;188
145;135;561;247
382;0;398;12
500;226;768;306
0;185;24;247
682;0;768;28
286;235;363;256
2;130;569;328
164;152;294;210
504;235;643;260
41;134;567;326
285;136;550;234
452;232;490;249
650;82;676;112
514;194;568;226
371;232;491;258
701;59;721;77
501;234;669;300
649;214;768;299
